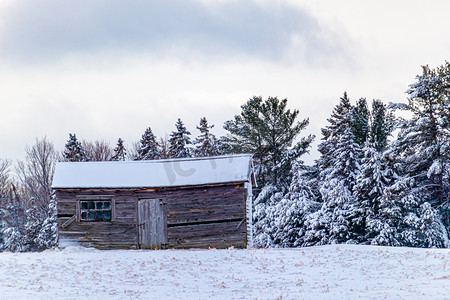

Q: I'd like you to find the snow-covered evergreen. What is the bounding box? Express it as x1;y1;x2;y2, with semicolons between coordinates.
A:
253;168;321;248
111;138;126;161
194;117;220;157
63;133;88;162
137;127;160;160
168;119;192;158
35;194;58;251
317;92;353;174
390;62;450;239
350;98;370;147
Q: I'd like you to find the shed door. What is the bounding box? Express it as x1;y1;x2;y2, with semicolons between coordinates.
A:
138;199;167;249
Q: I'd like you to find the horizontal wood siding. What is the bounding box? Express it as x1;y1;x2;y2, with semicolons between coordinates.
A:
168;220;246;249
55;183;247;249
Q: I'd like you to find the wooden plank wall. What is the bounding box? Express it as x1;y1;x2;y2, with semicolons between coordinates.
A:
55;183;247;250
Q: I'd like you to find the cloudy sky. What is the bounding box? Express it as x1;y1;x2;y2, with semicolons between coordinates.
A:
0;0;449;164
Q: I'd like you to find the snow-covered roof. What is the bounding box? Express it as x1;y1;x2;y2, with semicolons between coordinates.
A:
52;154;255;189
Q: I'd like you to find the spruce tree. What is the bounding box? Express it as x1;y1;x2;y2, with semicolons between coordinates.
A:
370;100;394;151
351;98;370;147
305;126;363;246
111;138;126;161
253;167;321;248
308;92;364;246
22;200;42;251
35;193;58;251
63;134;88;162
317;92;353;173
168;119;192;158
353;143;398;243
137;127;160;160
194;117;220;157
370;173;447;248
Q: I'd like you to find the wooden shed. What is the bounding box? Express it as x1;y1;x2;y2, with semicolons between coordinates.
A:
52;154;255;250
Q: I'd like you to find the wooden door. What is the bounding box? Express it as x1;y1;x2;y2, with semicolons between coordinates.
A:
138;199;167;249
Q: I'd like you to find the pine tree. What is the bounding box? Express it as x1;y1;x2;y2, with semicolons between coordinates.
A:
194;117;220;157
111;138;126;161
168;119;192;158
63;134;88;162
393;62;450;228
223;96;313;192
137;127;160;160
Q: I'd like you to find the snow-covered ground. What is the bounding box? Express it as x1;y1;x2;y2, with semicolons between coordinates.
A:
0;244;449;299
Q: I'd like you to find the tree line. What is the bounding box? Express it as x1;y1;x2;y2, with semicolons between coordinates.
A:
1;61;450;251
255;62;450;248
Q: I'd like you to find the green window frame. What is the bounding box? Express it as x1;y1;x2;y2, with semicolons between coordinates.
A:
80;200;112;222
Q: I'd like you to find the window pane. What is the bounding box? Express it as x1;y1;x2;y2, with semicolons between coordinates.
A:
89;211;95;220
88;202;95;209
96;202;103;209
104;202;111;210
95;211;103;220
81;211;87;220
81;202;88;210
104;211;111;220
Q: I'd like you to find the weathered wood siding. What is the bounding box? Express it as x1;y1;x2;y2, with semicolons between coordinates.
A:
55;183;247;250
138;199;168;249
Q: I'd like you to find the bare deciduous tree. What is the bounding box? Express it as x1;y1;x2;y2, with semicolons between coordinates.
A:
128;141;141;161
0;158;12;199
16;137;57;216
82;140;113;161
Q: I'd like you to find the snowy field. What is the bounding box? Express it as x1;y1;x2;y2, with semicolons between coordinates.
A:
0;245;449;299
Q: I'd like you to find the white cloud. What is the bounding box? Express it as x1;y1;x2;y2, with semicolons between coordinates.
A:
0;0;348;65
0;0;450;166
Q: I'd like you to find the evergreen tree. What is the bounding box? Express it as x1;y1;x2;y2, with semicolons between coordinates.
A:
223;96;313;192
137;127;160;160
168;119;192;158
194;117;220;157
305;125;363;246
253;167;321;248
370;100;394;151
351;98;370;147
370;174;447;248
63;134;88;162
35;193;58;251
308;92;365;246
353;143;398;243
317;92;353;173
22;199;42;251
393;62;450;226
111;138;126;161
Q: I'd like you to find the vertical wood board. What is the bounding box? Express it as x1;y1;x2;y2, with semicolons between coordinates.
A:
138;199;167;249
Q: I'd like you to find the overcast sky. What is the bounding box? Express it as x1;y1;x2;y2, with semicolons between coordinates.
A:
0;0;449;164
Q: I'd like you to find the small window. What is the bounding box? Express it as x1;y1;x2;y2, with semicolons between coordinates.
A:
80;200;112;221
